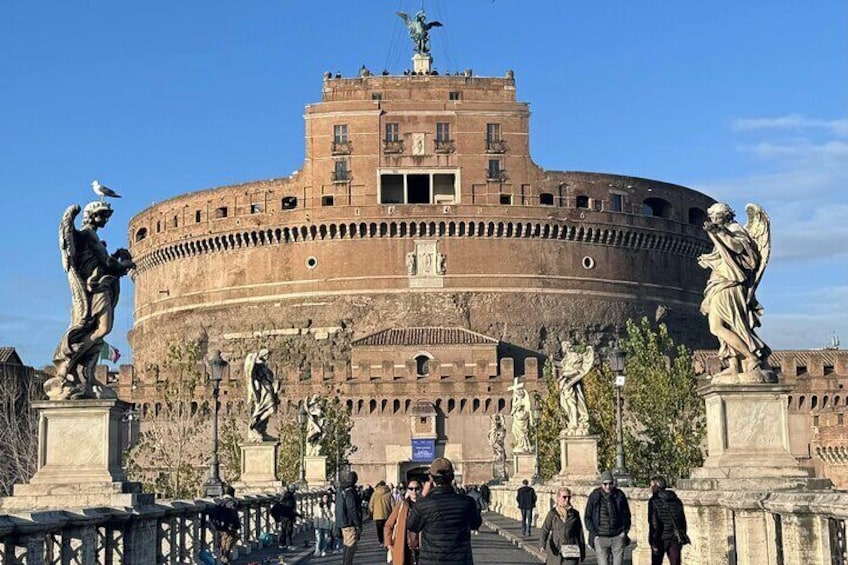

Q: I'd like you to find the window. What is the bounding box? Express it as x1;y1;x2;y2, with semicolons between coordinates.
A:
499;193;512;205
371;93;382;101
449;91;461;101
379;171;458;204
385;123;399;142
172;216;179;228
540;193;554;206
281;196;298;210
415;355;430;376
134;228;148;242
321;195;334;207
436;122;450;141
195;210;201;223
486;123;505;152
214;207;228;219
576;195;590;209
156;220;161;233
643;197;673;219
333;124;348;144
250;203;262;214
611;193;624;212
487;159;503;180
380;174;403;204
333;160;350;182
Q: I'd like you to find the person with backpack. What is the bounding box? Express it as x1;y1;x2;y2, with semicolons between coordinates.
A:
207;485;240;564
648;475;688;565
335;470;363;565
270;489;301;550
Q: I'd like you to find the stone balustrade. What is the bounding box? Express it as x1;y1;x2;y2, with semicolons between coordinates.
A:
0;491;323;565
488;484;848;565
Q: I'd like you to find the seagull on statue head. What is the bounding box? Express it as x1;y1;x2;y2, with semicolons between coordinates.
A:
91;180;121;202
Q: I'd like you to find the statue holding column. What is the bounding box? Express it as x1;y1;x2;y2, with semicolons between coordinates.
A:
698;202;773;382
244;348;280;441
508;378;534;453
305;394;326;456
557;341;594;436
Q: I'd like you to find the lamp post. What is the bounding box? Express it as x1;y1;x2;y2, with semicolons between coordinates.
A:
607;344;633;487
203;350;228;497
297;403;307;484
334;424;341;485
531;402;542;484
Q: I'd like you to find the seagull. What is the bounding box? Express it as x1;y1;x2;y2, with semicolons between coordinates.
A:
91;180;121;201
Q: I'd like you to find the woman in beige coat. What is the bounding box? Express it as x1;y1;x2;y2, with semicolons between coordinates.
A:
384;480;422;565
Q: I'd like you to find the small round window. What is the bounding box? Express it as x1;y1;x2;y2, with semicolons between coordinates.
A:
306;256;318;269
582;256;595;270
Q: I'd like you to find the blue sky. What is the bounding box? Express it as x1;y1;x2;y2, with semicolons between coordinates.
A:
1;1;845;367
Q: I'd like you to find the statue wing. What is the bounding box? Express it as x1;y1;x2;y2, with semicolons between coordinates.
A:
580;346;595;376
426;21;443;30
396;11;410;26
744;203;771;290
59;205;87;325
243;353;256;405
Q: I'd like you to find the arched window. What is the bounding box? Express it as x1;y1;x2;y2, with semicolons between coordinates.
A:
643;197;673;219
415;354;432;376
135;228;148;242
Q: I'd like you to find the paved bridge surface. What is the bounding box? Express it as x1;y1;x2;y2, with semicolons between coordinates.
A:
233;512;634;564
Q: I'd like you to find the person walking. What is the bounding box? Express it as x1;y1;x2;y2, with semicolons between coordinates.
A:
384;479;423;565
270;489;300;550
407;457;483;565
584;471;631;565
314;492;335;557
335;470;363;565
369;480;394;545
648;475;688;565
479;483;491;512
539;487;586;564
207;485;240;565
517;479;538;536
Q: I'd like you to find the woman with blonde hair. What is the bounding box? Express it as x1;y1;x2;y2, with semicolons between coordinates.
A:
540;487;586;564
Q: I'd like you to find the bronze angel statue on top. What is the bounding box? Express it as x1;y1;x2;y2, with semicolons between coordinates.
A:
698;202;774;383
397;10;443;55
46;201;135;400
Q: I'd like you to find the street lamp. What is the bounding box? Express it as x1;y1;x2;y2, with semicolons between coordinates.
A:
531;401;542;484
607;343;633;487
334;423;341;484
297;403;307;484
203;350;228;497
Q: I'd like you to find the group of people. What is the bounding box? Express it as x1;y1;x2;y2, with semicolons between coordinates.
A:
518;470;688;565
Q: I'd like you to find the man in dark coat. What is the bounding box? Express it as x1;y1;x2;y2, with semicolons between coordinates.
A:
335;470;363;565
407;457;483;565
648;475;688;565
479;484;491;512
516;479;538;536
584;471;631;565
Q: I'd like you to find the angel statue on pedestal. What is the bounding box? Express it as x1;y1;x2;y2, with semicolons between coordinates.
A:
244;349;280;441
698;202;774;383
305;394;326;456
46;201;135;400
558;341;595;436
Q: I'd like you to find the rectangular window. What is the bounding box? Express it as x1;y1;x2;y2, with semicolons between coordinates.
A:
385;123;399;142
488;159;501;179
449;91;461;101
214;207;228;219
333;160;349;182
436;123;450;142
486;123;501;143
380;174;404;204
321;195;334;207
611;193;624;212
333;124;348;144
500;194;512;205
371;93;382;101
433;174;456;203
250;203;262;214
195;210;201;223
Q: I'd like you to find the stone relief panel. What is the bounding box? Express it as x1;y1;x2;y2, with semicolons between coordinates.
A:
409;239;445;288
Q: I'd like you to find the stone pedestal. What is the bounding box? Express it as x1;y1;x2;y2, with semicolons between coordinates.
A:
304;456;328;488
684;383;830;491
0;399;152;511
557;434;600;483
512;452;537;482
412;53;432;74
234;441;280;495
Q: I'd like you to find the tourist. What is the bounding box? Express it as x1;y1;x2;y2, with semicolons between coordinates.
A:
369;480;394;545
384;478;422;565
584;471;631;565
314;492;334;557
407;457;482;565
480;483;491;512
517;479;538;536
207;485;240;565
335;470;363;565
270;489;300;550
539;487;586;564
648;475;688;565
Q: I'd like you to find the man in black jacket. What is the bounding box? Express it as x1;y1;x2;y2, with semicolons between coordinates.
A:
335;470;363;565
648;475;687;565
407;457;483;565
584;470;631;565
516;479;537;536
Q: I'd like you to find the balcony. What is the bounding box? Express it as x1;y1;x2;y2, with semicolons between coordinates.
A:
331;140;352;155
434;139;455;154
486;139;507;153
486;169;507;182
332;170;351;183
383;139;404;154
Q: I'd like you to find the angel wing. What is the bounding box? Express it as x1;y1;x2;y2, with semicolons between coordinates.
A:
744;203;771;290
425;21;443;30
396;11;411;26
59;205;87;325
244;352;257;405
580;346;595;375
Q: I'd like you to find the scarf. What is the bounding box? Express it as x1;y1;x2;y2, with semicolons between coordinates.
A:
555;503;571;520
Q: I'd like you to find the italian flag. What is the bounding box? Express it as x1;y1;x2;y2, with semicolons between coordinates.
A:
100;342;121;364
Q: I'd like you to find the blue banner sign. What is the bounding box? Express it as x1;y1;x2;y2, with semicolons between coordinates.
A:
411;438;436;462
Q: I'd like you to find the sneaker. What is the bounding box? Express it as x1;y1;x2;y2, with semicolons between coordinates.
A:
287;545;297;551
321;551;327;556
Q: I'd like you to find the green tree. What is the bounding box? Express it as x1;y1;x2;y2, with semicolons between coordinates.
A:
126;342;209;498
532;361;563;480
583;364;617;473
276;415;302;485
621;318;706;485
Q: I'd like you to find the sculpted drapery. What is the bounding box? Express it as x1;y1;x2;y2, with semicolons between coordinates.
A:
244;349;280;441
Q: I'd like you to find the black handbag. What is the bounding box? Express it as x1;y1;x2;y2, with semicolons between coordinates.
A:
658;497;690;546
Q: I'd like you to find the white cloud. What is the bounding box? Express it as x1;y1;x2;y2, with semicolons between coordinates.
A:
730;114;848;138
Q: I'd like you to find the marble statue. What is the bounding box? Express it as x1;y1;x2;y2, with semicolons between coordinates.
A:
305;394;326;456
508;378;534;453
46;201;135;400
406;251;417;276
244;348;280;441
396;10;443;55
698;202;773;382
488;413;507;480
558;341;594;436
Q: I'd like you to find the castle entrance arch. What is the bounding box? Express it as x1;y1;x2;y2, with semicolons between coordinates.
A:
400;463;429;485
